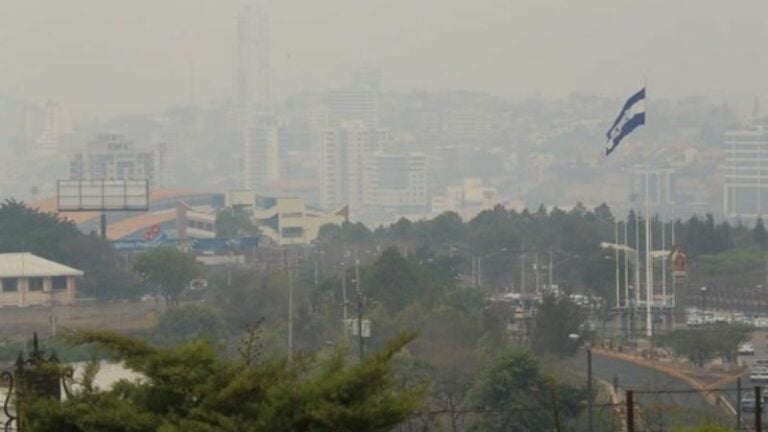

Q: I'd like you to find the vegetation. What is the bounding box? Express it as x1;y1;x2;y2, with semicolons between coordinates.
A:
134;247;203;306
0;199;135;298
215;207;260;238
25;330;426;432
469;350;587;431
657;323;752;366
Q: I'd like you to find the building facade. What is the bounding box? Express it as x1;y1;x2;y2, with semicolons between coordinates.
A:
723;126;768;218
70;134;155;183
0;253;81;307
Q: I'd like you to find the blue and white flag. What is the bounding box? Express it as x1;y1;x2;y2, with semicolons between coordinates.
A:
605;88;646;155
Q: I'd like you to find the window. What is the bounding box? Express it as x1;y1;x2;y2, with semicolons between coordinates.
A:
52;277;68;290
281;227;304;238
29;278;44;291
2;278;17;292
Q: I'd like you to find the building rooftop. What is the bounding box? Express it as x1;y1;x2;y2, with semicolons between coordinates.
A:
0;253;84;278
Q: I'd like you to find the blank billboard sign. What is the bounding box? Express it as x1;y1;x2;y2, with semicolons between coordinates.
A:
57;180;150;212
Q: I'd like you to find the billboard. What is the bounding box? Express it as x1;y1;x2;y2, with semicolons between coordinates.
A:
57;179;150;212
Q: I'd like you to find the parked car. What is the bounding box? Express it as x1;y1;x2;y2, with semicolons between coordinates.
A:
755;359;768;368
739;343;756;355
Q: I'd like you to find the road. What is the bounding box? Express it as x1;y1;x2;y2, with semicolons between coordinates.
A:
570;349;723;430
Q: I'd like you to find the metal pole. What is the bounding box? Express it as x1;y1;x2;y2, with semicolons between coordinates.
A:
737;377;742;430
662;220;667;306
645;169;653;338
100;212;107;240
626;390;635;432
287;248;294;361
534;252;540;295
587;348;594;432
548;248;553;291
756;386;763;432
624;220;629;307
615;221;620;308
521;253;526;294
342;267;348;334
356;258;363;363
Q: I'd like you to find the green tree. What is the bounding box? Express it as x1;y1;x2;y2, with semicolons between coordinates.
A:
0;199;134;298
364;247;424;314
26;330;425;432
469;350;586;432
214;207;259;238
657;323;752;366
134;247;203;306
153;303;228;347
531;294;584;357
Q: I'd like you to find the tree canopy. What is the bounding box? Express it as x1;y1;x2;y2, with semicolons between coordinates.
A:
134;247;203;306
25;330;425;432
0;200;134;298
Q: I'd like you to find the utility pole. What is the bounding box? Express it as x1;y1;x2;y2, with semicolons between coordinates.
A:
355;257;364;363
534;253;541;295
342;266;348;335
287;248;294;362
587;348;594;432
756;386;763;432
737;377;742;430
548;248;553;290
520;253;526;294
626;390;635;432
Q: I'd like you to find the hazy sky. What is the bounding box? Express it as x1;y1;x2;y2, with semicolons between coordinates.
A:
1;0;767;117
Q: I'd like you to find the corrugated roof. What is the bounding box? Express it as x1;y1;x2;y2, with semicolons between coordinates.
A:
0;253;84;278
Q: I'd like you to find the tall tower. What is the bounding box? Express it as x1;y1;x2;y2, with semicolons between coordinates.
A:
234;3;271;113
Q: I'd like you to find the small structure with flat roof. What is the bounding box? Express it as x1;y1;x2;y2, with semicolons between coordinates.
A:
0;253;82;307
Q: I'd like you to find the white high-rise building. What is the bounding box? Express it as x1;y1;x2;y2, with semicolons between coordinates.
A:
318;122;391;210
242;117;281;191
234;4;271;112
723;126;768;218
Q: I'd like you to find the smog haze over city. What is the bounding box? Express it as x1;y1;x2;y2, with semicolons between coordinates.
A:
3;2;768;431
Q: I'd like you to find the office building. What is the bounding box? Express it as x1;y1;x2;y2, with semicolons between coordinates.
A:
234;4;271;112
318;122;391;210
363;152;428;210
242;117;281;191
70;134;155;182
723;126;768;218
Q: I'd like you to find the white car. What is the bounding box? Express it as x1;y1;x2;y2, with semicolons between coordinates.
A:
739;343;756;356
750;367;768;382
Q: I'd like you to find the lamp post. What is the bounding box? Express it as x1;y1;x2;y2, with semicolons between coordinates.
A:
570;333;593;432
700;286;708;313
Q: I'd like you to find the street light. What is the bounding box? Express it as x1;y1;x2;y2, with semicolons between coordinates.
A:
700;286;708;313
569;333;593;432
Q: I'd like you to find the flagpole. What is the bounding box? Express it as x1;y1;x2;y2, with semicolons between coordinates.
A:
624;219;629;308
615;220;620;308
644;76;653;338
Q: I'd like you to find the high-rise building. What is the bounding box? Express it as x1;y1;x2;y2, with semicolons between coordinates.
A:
242;117;281;191
70;134;155;182
363;152;428;210
723;126;768;218
327;85;379;129
630;165;675;209
234;4;271;112
318;122;391;210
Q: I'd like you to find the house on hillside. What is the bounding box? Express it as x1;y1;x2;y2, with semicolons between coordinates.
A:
0;253;82;307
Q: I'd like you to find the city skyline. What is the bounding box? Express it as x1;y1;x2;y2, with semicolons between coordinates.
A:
1;0;768;118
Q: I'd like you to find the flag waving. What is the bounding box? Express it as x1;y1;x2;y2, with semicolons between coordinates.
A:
605;87;646;155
